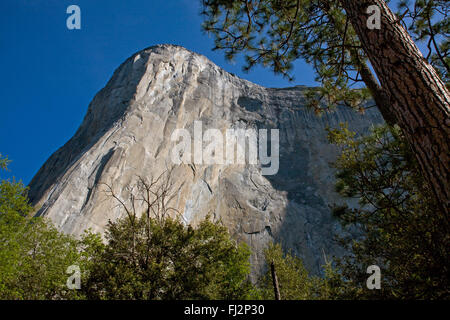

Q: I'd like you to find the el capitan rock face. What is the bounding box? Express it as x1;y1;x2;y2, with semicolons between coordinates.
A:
28;44;383;277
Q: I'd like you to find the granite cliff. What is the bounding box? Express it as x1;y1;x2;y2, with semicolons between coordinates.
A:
29;44;384;277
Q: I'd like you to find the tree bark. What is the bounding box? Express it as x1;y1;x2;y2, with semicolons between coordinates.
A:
341;0;450;215
271;261;281;300
320;0;397;126
354;53;397;126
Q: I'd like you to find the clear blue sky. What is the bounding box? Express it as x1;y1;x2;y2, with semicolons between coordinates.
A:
0;0;317;184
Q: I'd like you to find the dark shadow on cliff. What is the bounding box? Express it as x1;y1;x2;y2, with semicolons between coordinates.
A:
252;89;385;275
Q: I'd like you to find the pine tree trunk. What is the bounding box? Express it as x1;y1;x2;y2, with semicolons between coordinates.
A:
271;261;281;300
341;0;450;215
320;0;397;125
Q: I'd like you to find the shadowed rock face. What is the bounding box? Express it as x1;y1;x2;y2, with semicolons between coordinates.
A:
28;44;384;278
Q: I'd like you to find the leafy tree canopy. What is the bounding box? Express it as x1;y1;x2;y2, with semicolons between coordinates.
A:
326;124;450;299
83;214;254;300
258;243;327;299
0;154;91;300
